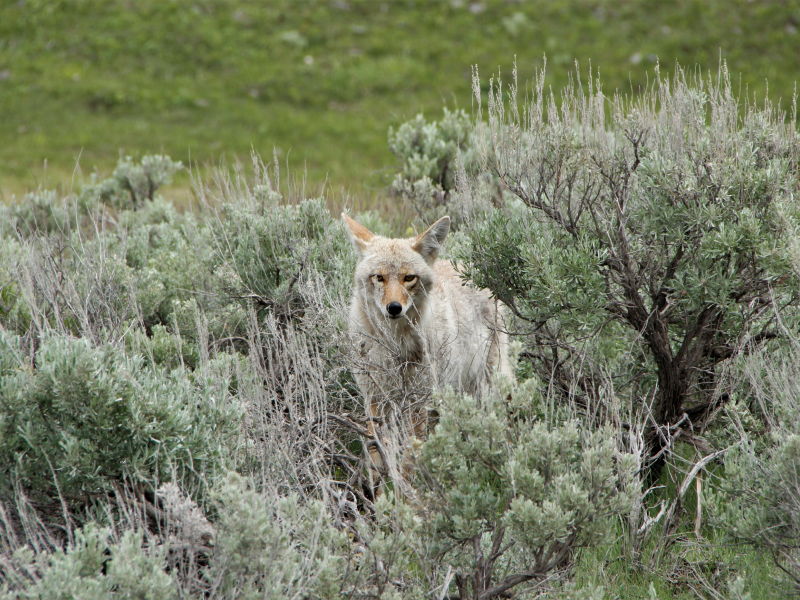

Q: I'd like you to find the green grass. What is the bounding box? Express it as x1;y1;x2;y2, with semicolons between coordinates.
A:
570;536;787;599
1;0;799;200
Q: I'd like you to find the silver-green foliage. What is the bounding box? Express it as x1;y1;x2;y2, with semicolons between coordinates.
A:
0;190;82;237
0;331;242;496
459;61;800;480
389;107;475;191
219;195;352;318
714;342;800;590
0;155;363;501
113;197;245;341
196;159;355;326
0;156;386;597
81;154;182;210
421;378;637;598
3;474;370;600
207;472;348;600
389;108;478;225
0;154;355;349
0;171;230;345
2;525;176;600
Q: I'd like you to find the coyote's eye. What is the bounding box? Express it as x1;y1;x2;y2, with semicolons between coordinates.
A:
404;275;416;282
375;275;384;282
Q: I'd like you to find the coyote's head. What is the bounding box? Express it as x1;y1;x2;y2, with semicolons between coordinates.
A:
343;214;450;323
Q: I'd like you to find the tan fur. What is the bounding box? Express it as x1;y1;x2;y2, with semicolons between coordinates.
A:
342;214;512;494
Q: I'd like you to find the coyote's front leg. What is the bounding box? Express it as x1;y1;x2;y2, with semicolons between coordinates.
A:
366;395;426;501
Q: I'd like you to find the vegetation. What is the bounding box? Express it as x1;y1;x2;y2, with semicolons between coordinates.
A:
458;61;800;485
0;60;799;598
2;0;800;198
421;383;637;598
3;0;800;591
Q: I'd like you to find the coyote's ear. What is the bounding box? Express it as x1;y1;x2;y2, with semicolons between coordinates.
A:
342;213;375;257
413;216;450;264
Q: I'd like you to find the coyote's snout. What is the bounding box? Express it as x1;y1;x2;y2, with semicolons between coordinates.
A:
343;213;512;495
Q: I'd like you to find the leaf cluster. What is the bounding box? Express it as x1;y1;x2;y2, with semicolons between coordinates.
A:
0;332;242;498
421;378;636;598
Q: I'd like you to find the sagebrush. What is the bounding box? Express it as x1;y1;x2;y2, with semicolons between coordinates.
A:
1;60;798;599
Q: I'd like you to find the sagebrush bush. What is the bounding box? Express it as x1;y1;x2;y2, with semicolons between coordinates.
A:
215;194;353;320
207;472;349;600
712;339;800;591
0;331;243;498
81;154;182;211
1;525;176;600
0;190;80;238
0;238;30;336
458;61;800;482
389;107;475;192
420;377;636;598
389;108;480;226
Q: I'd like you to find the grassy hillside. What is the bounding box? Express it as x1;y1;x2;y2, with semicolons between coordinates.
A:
1;0;799;200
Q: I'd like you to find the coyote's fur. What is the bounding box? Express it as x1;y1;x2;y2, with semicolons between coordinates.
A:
343;214;512;493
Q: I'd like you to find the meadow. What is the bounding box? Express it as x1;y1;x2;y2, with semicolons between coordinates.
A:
1;0;799;199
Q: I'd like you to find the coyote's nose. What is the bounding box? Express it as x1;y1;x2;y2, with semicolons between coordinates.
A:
386;302;402;317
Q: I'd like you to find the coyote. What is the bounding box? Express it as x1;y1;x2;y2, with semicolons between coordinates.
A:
342;214;512;493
